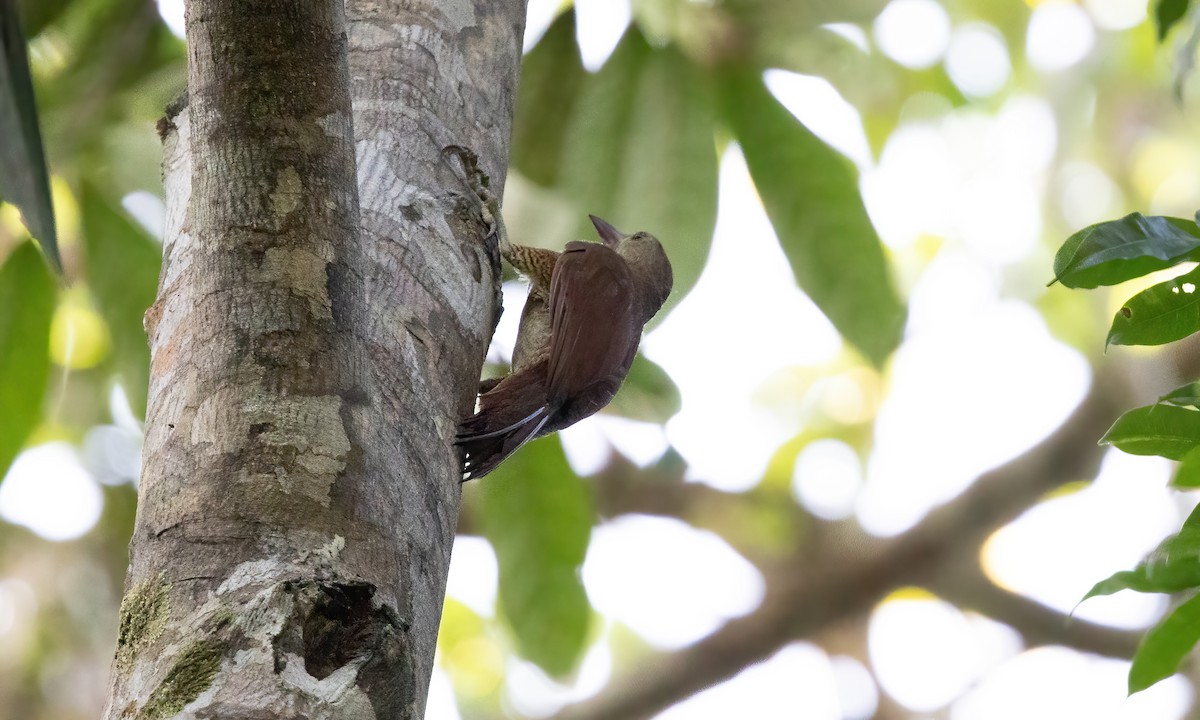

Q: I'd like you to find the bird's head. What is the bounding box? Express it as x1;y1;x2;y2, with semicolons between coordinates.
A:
589;215;673;316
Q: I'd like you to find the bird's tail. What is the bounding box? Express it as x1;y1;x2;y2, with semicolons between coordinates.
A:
456;362;551;481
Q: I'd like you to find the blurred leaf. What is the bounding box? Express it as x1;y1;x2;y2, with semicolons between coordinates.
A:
437;599;504;709
719;67;904;366
1174;16;1200;100
1174;446;1200;488
723;0;887;30
36;0;185;193
0;0;60;271
1130;592;1200;694
557;28;648;218
477;438;594;676
1160;381;1200;409
17;0;74;38
558;28;718;320
511;9;583;187
49;293;110;369
607;353;680;423
0;242;56;480
80;184;160;418
1052;214;1200;289
1107;265;1200;347
609;46;717;323
1101;404;1200;460
1157;0;1191;40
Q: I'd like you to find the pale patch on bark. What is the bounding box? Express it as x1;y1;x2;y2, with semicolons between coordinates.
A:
218;558;291;595
299;534;346;564
278;654;377;710
269;166;304;220
148;113;194;338
191;392;349;506
259;246;334;320
439;0;476;30
317;112;349;139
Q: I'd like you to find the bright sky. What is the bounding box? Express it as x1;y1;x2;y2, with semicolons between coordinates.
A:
4;0;1196;718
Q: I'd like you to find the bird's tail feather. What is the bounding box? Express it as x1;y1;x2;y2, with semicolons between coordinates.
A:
456;362;550;481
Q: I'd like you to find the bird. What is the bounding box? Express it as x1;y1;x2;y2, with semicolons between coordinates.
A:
451;175;673;480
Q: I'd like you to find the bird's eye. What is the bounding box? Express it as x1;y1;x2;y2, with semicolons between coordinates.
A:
632;232;646;240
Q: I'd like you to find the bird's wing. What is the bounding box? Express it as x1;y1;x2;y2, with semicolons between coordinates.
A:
546;241;638;408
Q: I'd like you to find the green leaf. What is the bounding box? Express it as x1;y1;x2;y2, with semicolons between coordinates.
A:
1160;381;1200;409
607;353;680;423
557;28;718;321
0;1;60;271
1081;510;1200;601
80;185;161;419
1052;214;1200;289
1081;570;1165;602
16;0;74;38
477;438;594;676
1156;0;1191;41
1130;592;1200;694
1101;404;1200;459
511;9;584;187
718;67;905;366
0;242;56;480
1173;445;1200;487
606;46;717;324
558;29;649;221
15;0;73;37
1107;265;1200;347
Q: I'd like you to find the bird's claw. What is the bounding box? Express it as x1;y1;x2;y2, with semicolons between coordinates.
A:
442;145;499;236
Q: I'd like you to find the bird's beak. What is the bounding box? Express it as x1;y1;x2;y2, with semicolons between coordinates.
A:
589;215;623;248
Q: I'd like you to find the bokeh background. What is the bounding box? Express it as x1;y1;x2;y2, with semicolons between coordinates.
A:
3;0;1200;717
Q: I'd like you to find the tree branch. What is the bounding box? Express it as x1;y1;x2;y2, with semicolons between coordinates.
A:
930;558;1142;660
554;362;1137;720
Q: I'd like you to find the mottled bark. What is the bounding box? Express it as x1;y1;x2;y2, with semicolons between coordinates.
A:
103;0;526;718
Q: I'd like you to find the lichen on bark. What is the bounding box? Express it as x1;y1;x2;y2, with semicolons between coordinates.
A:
115;573;170;673
136;639;224;720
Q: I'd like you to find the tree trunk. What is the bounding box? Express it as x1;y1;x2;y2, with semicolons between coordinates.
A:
103;1;525;718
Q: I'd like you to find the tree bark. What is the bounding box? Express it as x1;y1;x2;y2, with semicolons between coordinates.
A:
103;1;525;718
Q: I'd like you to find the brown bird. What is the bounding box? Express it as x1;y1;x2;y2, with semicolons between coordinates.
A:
456;213;673;480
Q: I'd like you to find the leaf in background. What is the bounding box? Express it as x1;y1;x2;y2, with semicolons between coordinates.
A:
1052;214;1200;289
16;0;74;38
36;0;185;197
1157;0;1191;40
511;9;584;187
606;353;680;424
557;29;718;320
1100;404;1200;460
1159;381;1200;409
0;1;61;271
558;29;648;222
80;185;160;419
476;438;594;676
610;46;717;324
0;242;56;480
1107;265;1200;347
719;67;904;366
1173;445;1200;487
437;599;503;713
1129;592;1200;694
